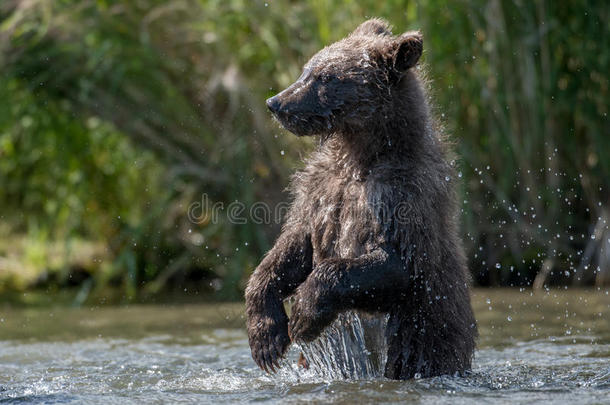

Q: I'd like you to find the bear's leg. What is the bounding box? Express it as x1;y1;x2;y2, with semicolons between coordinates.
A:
245;231;313;372
384;272;477;379
288;247;407;342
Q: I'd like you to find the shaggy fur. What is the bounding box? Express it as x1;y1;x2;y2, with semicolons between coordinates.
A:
245;18;477;380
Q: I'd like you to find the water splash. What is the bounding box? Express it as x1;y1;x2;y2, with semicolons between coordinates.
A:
294;311;389;380
1;294;608;403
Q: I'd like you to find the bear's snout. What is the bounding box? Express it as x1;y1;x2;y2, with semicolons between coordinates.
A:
266;96;281;114
266;78;330;131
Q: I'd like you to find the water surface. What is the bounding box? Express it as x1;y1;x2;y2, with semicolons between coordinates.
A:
1;289;608;404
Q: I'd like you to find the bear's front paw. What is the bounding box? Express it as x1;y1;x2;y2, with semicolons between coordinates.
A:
288;284;336;343
247;313;290;373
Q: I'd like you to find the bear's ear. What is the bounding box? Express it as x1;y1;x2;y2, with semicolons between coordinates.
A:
391;31;423;72
350;18;392;37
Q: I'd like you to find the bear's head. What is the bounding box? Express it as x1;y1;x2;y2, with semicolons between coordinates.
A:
266;18;423;137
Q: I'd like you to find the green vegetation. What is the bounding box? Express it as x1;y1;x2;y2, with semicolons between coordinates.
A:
0;0;608;303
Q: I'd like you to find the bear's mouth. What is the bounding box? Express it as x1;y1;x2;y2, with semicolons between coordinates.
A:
271;112;331;138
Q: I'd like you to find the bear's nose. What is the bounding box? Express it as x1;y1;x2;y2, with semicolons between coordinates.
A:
266;96;281;113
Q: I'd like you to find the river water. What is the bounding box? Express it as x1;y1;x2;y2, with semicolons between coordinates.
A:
1;289;608;404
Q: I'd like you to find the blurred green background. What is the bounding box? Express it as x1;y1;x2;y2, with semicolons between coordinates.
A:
0;0;608;304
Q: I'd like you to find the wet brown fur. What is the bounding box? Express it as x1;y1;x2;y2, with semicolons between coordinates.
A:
245;18;477;380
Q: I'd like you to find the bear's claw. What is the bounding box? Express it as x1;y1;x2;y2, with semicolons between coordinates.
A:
248;315;290;373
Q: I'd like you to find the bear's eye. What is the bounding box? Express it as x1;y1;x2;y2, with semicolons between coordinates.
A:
318;73;333;84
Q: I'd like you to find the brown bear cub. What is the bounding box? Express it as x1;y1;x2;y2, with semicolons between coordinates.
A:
245;18;477;380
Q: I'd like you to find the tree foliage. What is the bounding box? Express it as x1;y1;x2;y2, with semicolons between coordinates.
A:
0;0;608;302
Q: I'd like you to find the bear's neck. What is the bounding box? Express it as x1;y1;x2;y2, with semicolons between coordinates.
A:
325;71;438;175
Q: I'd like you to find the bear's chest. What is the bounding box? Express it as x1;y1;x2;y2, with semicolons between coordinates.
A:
302;176;380;263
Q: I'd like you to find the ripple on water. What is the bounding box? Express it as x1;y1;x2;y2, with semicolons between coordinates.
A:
2;333;607;404
0;294;608;404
